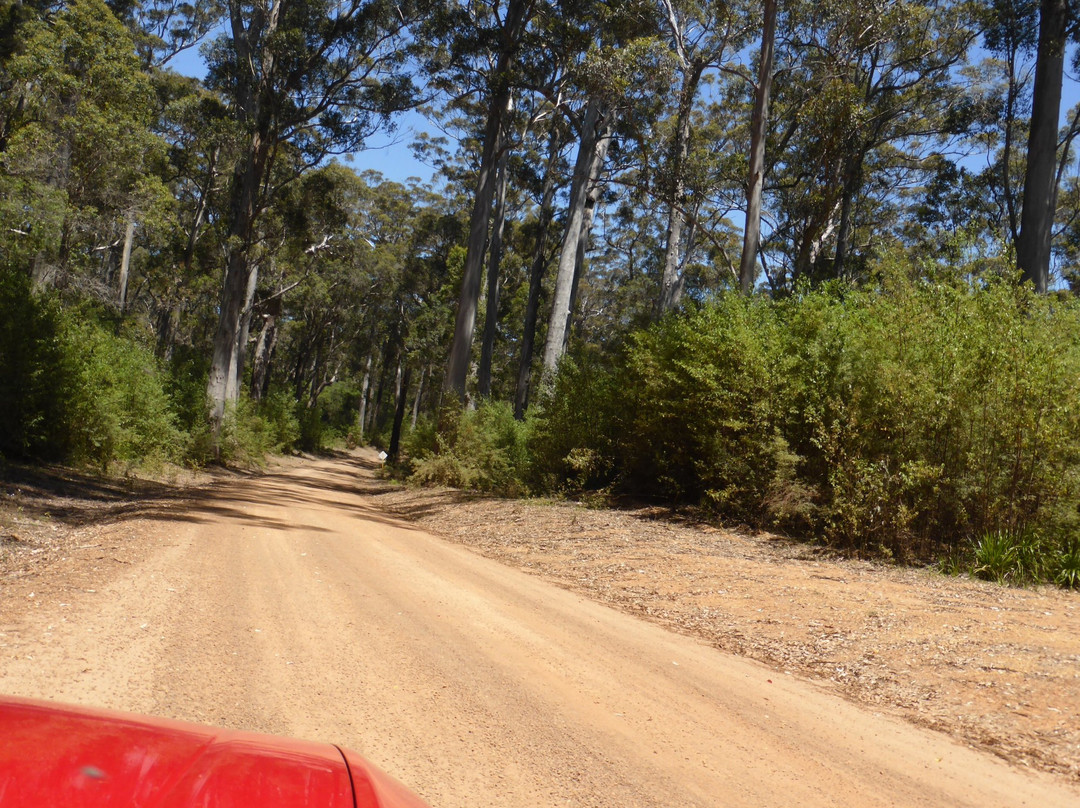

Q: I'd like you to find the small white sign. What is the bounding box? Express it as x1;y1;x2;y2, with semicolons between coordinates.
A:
378;451;388;461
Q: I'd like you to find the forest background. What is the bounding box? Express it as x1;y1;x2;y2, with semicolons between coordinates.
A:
3;0;1080;587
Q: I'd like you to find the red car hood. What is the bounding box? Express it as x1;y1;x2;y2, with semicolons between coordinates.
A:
0;696;430;808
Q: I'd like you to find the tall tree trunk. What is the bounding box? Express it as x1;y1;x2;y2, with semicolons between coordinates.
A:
541;99;608;380
357;352;373;439
249;312;277;402
478;147;511;398
1002;39;1023;246
832;155;864;280
156;304;179;361
412;364;427;428
370;341;396;433
389;363;412;462
443;0;532;402
567;135;608;322
227;264;259;403
739;0;777;295
117;218;135;312
514;129;560;419
658;63;704;313
206;132;271;443
1017;0;1068;293
206;0;283;448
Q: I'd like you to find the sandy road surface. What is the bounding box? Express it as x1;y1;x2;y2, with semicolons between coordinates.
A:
0;455;1076;807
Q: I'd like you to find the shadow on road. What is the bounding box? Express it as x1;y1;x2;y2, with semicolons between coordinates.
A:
0;452;429;537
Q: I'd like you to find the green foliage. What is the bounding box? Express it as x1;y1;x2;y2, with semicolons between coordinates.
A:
163;346;212;434
0;270;184;467
623;297;786;520
308;381;361;451
970;529;1060;586
0;0;168;280
521;263;1080;587
971;530;1022;584
62;316;184;467
194;392;301;466
527;346;623;493
0;270;73;459
297;403;325;453
792;271;1080;559
408;402;531;496
1053;537;1080;589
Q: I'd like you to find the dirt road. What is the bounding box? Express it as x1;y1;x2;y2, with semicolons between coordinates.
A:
0;454;1076;807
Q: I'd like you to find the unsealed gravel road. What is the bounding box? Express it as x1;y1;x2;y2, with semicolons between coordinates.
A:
0;454;1076;807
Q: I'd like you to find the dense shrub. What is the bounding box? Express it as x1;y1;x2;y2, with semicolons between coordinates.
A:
408;402;531;495
315;381;362;448
194;392;302;465
621;295;788;520
0;272;184;467
527;345;624;493
790;274;1080;558
523;267;1080;582
63;317;185;467
0;271;73;459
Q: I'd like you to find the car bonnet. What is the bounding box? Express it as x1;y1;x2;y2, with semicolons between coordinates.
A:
0;696;364;808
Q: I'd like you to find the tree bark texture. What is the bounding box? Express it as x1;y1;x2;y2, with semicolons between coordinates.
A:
227;264;259;403
1017;0;1068;293
206;0;283;446
567;131;609;321
443;0;532;401
541;99;609;380
389;364;412;461
478;147;511;399
832;155;864;281
659;63;704;313
206;127;271;442
412;364;427;428
249;311;278;402
514;129;560;419
357;352;373;438
118;218;135;312
738;0;776;296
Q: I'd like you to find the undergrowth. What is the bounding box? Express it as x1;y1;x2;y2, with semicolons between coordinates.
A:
401;264;1080;589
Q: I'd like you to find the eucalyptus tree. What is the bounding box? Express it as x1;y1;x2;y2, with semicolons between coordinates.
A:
0;0;169;294
763;0;977;286
654;0;748;311
514;120;567;418
541;5;673;379
145;70;240;357
429;0;557;404
201;0;423;446
738;0;776;295
980;0;1038;248
540;97;613;377
476;90;563;400
1014;0;1072;292
430;0;540;402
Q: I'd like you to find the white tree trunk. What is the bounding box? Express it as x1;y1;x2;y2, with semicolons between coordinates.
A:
118;219;135;312
739;0;776;295
225;264;258;404
541;100;609;380
357;352;373;439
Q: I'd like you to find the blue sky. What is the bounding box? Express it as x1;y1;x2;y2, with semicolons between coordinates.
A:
166;41;1080;190
165;48;439;185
